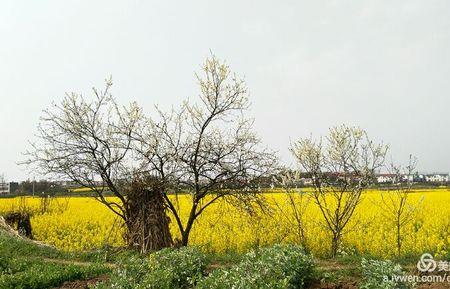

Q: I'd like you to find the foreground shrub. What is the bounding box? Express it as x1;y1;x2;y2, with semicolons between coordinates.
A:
360;259;414;289
95;246;207;289
142;247;207;289
197;244;315;289
94;256;148;289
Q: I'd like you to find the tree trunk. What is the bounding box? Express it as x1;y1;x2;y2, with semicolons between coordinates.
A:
4;212;33;239
180;208;197;247
331;232;341;258
124;179;173;253
181;231;189;247
396;220;402;256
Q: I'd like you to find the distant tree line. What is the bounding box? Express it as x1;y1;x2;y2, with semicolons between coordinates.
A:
0;180;67;195
16;180;65;194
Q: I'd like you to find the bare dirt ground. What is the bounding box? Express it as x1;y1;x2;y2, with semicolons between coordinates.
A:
309;281;358;289
308;282;450;289
311;260;450;289
417;282;450;289
55;275;108;289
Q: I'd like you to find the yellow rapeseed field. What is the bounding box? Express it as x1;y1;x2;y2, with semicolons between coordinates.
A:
1;189;449;258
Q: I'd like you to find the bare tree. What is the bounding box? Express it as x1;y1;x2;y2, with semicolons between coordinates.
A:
24;79;173;252
273;170;311;248
376;155;423;256
25;55;276;250
291;125;388;257
134;55;278;246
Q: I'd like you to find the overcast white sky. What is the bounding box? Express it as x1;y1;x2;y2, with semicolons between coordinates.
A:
1;1;449;181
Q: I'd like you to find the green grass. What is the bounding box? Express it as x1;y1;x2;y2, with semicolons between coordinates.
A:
0;231;110;289
0;232;67;260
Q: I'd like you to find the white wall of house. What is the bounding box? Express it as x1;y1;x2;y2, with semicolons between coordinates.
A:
425;174;450;183
377;175;394;183
0;183;10;194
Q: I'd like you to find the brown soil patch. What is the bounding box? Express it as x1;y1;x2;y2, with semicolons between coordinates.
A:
309;281;450;289
315;260;357;272
417;283;450;289
308;280;358;289
55;275;108;289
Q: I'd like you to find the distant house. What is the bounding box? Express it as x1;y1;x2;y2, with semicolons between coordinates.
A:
425;174;449;183
0;182;19;194
376;174;395;184
56;180;79;188
401;174;415;182
299;178;313;186
375;173;450;184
